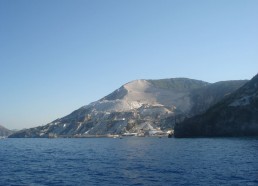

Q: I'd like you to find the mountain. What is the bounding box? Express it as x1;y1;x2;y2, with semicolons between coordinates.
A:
160;80;248;129
189;80;249;116
174;74;258;138
9;78;247;138
0;125;13;137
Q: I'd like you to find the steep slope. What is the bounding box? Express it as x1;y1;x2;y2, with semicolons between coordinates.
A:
96;78;209;113
189;80;248;116
160;80;248;129
174;74;258;138
9;78;247;138
0;125;13;137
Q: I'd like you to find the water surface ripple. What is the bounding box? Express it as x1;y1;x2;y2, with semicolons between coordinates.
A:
1;137;258;185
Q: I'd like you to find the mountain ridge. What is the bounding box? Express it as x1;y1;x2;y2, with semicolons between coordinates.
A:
174;74;258;137
9;77;248;138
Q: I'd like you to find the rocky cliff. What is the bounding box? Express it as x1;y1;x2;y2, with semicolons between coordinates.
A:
174;74;258;138
9;78;247;138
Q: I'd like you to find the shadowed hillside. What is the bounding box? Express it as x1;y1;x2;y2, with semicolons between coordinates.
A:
0;125;13;137
175;74;258;138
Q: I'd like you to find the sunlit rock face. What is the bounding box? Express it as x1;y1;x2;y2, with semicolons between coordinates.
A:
9;78;248;138
175;74;258;138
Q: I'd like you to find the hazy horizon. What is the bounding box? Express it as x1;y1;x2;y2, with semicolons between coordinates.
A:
1;0;258;130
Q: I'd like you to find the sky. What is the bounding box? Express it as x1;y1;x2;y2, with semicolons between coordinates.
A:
0;0;258;130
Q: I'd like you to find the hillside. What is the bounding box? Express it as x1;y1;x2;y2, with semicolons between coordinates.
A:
9;78;247;138
189;80;248;116
0;125;13;137
174;74;258;138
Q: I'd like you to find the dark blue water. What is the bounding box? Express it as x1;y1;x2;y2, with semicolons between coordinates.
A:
1;137;258;186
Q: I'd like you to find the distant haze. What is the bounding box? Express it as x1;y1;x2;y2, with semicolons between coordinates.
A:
0;0;257;129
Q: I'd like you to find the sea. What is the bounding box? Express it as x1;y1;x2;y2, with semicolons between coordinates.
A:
1;137;258;186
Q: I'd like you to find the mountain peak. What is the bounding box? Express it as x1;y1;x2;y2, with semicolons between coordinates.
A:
9;77;248;138
123;79;150;90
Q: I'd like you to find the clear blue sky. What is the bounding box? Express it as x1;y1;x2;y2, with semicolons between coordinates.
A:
1;0;258;129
